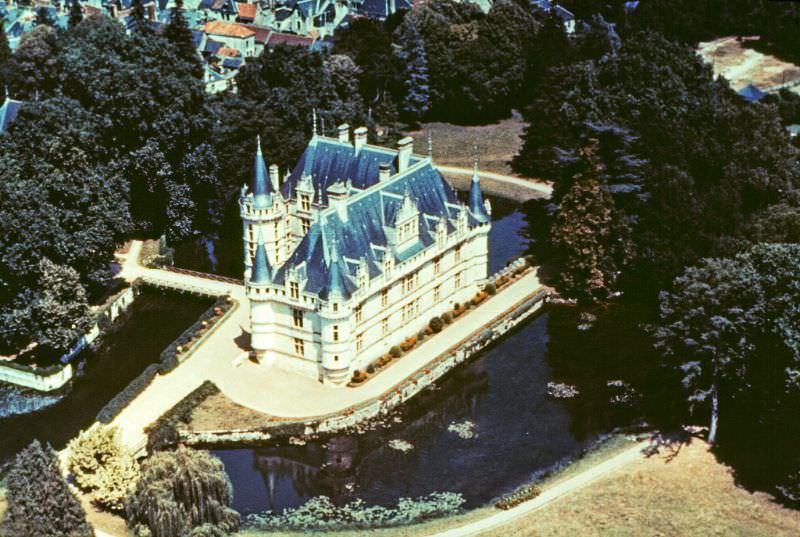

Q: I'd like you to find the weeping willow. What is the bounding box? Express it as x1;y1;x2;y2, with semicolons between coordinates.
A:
125;446;240;537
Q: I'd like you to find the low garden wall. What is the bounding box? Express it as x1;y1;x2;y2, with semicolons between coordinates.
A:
177;261;550;446
0;283;140;392
96;295;239;424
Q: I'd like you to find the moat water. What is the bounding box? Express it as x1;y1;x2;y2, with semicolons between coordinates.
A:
0;289;212;466
180;198;656;515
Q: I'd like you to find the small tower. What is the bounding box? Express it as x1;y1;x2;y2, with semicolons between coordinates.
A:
240;136;288;279
468;156;491;223
248;230;274;362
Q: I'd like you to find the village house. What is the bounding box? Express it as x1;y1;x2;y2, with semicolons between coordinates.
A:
201;20;257;56
240;124;491;385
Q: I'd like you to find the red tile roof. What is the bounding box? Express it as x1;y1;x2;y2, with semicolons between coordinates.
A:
217;47;241;57
202;20;255;38
265;31;316;48
236;2;257;19
241;24;271;44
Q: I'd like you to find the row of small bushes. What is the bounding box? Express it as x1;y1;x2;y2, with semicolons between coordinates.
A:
495;484;541;510
349;284;498;386
145;381;221;452
160;296;232;371
96;297;234;424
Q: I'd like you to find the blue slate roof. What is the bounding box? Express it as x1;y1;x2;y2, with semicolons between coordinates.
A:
204;38;224;54
738;84;767;102
270;136;471;299
356;0;411;19
222;56;243;69
468;166;490;224
281;137;425;204
0;97;23;135
252;136;273;208
251;231;273;284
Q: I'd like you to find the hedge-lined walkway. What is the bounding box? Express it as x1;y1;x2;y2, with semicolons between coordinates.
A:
108;241;546;452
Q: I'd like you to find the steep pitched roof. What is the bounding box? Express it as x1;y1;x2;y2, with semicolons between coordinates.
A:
252;136;273;208
251;231;272;284
468;164;490;224
274;138;465;299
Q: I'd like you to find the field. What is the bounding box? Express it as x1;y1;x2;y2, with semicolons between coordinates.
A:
697;36;800;94
482;439;800;537
407;114;526;177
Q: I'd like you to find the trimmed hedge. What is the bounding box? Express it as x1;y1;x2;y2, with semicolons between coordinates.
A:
97;364;161;424
145;381;221;452
429;317;444;333
96;296;233;424
389;346;403;358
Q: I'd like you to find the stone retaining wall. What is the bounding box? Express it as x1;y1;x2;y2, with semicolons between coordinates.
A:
180;279;550;446
0;285;138;392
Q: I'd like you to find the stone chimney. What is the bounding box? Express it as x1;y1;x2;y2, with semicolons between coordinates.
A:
353;126;367;153
397;136;413;173
338;124;350;144
269;164;280;191
379;162;391;182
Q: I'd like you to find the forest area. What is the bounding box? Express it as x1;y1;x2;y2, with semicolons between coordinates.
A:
0;0;798;509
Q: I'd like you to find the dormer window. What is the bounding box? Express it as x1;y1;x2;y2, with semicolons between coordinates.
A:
436;220;446;244
398;219;418;243
300;193;311;211
290;281;299;299
383;255;392;276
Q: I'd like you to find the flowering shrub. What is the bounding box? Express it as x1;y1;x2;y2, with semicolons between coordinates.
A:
495;484;541;510
401;336;417;352
245;492;466;531
390;346;403;358
350;370;367;384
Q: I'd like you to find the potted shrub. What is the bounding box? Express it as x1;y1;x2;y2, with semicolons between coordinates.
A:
442;312;453;325
417;329;427;342
485;282;497;295
429;316;444;333
390;346;403;358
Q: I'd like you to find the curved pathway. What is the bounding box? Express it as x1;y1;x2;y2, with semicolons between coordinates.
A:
437;165;553;198
108;242;545;452
429;441;648;536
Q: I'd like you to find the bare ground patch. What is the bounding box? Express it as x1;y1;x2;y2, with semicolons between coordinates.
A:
407;115;526;177
698;36;800;93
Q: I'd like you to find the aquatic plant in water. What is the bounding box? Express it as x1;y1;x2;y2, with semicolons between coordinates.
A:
448;420;478;439
388;439;414;452
245;492;466;531
546;382;579;399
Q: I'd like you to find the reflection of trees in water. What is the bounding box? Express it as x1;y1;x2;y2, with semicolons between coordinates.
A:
250;359;489;506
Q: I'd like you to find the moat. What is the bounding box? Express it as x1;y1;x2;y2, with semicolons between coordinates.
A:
1;196;655;512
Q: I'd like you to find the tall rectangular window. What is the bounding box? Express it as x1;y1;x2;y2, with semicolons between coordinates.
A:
455;244;462;263
381;288;388;307
356;333;363;352
332;324;339;342
301;218;310;235
381;317;389;335
290;282;299;299
292;308;303;328
434;284;441;303
293;337;304;356
274;221;279;239
455;271;462;289
434;256;440;275
300;194;310;211
355;304;362;323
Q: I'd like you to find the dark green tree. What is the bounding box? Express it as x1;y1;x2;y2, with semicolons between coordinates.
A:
163;0;201;77
6;25;62;99
68;0;84;30
125;446;240;537
549;141;632;302
129;0;150;35
396;15;430;124
2;440;92;537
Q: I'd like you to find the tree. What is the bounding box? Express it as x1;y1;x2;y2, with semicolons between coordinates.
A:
129;0;151;35
549;141;632;302
125;446;240;537
7;25;62;99
68;425;141;512
2;440;93;537
396;16;430;124
163;0;201;77
68;0;84;30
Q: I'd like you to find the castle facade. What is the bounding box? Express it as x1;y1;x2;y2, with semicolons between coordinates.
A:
240;124;491;386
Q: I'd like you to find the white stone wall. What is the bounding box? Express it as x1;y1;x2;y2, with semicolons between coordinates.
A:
0;363;73;392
